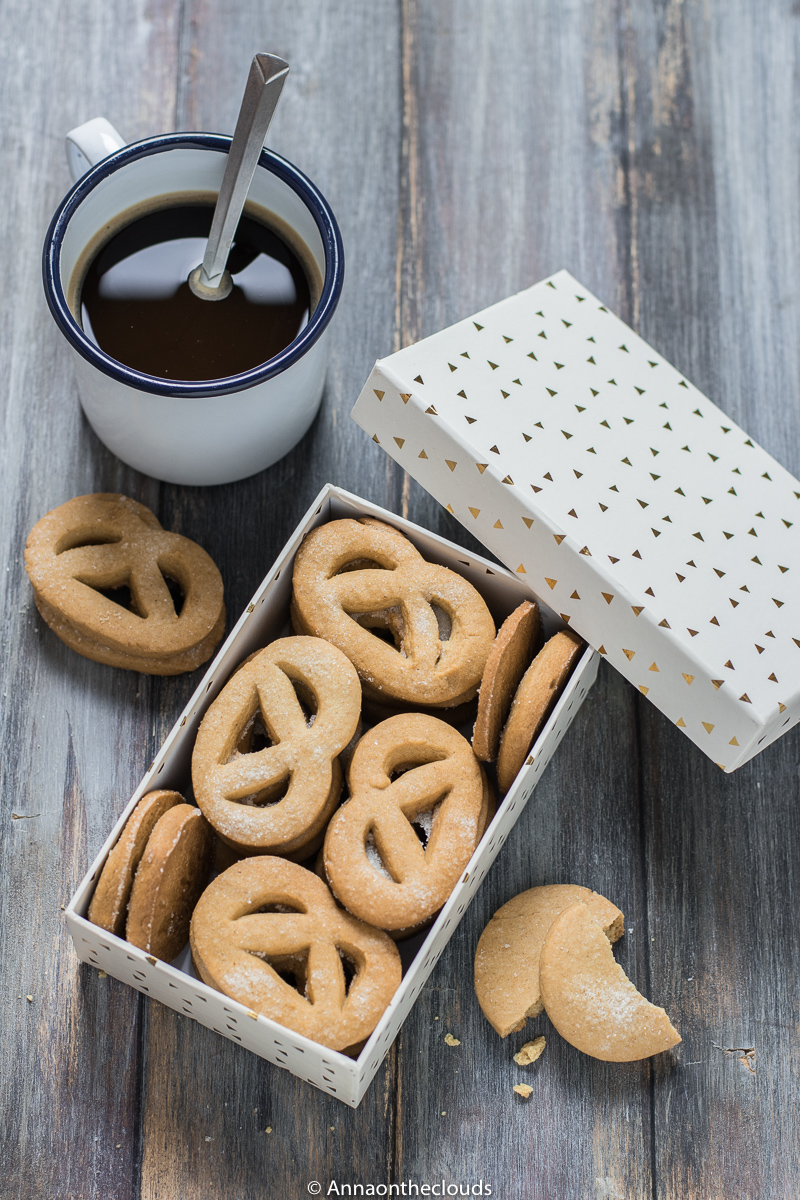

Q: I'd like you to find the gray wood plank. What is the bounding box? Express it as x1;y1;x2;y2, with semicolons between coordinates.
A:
0;3;180;1197
628;1;800;1196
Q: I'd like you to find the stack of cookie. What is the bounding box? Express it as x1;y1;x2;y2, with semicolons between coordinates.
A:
89;790;213;961
471;599;584;794
475;884;681;1063
87;516;585;1054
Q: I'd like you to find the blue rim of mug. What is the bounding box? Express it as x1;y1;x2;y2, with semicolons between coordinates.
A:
42;133;344;397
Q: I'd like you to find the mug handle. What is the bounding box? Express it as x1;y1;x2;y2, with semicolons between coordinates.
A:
65;118;127;182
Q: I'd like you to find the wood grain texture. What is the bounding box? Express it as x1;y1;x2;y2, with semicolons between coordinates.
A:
1;0;799;1197
0;4;178;1197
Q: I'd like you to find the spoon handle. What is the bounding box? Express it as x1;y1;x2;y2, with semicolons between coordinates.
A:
200;53;289;289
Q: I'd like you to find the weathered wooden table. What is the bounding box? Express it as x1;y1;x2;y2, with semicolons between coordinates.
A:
2;2;799;1197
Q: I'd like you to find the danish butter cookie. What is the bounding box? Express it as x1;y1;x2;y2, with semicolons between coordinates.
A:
25;494;225;674
291;518;495;708
190;857;402;1052
126;804;213;961
474;884;623;1037
539;901;681;1061
88;790;184;936
496;630;584;794
324;713;486;932
472;600;539;762
192;637;361;855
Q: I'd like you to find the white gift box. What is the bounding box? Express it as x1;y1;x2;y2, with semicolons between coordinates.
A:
66;484;597;1106
352;270;800;771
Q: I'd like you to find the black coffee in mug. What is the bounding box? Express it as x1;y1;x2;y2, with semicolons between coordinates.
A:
69;193;320;381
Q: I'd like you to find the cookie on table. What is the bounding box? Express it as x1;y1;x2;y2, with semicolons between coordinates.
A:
496;629;584;794
126;804;213;961
88;790;184;936
472;600;539;762
539;900;681;1061
24;493;225;675
475;883;623;1037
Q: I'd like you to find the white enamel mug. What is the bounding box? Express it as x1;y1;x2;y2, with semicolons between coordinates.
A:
43;119;344;486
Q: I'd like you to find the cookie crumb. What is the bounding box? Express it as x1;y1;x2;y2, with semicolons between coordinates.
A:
514;1036;545;1066
265;1127;272;1134
513;1084;533;1098
444;1033;461;1046
26;995;33;1003
434;1016;439;1021
98;970;107;979
441;1111;447;1116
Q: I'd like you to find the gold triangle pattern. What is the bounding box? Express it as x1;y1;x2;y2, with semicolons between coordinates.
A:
358;272;800;756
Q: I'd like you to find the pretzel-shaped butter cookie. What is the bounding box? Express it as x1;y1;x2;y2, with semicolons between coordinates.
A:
24;494;225;674
192;637;362;856
323;713;487;931
291;518;496;708
190;857;402;1052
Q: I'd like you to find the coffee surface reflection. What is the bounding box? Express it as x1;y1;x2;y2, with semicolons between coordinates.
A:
78;200;313;381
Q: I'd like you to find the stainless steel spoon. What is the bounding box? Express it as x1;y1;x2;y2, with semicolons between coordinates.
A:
188;52;289;300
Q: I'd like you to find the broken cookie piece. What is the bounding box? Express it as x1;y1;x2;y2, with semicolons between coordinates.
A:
474;884;623;1037
513;1036;545;1066
539;901;681;1062
512;1084;533;1098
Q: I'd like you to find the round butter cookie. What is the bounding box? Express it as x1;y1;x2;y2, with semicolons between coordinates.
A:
539;901;681;1061
472;600;540;762
88;790;184;936
474;883;623;1037
126;804;213;961
496;629;584;794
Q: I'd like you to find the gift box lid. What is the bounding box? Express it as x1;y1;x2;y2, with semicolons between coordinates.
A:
351;269;800;771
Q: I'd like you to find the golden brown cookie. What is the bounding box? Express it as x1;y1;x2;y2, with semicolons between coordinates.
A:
472;600;539;762
190;857;402;1052
24;494;225;674
88;790;184;936
318;766;493;943
539;901;681;1061
323;713;486;932
33;591;225;675
496;629;584;794
474;884;623;1037
291;518;496;708
126;804;213;961
192;637;361;856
